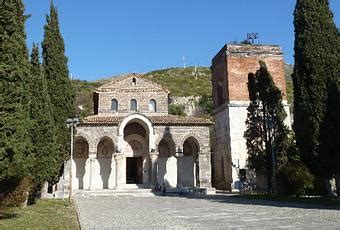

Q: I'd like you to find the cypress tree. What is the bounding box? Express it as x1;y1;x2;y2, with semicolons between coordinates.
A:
244;62;290;193
0;0;33;187
42;3;75;182
29;44;59;188
293;0;338;176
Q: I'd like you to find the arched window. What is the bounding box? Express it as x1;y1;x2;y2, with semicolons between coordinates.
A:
148;99;156;112
130;99;137;111
111;99;118;112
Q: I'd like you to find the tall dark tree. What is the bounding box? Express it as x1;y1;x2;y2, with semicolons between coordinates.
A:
29;44;59;188
42;3;75;182
244;62;290;193
0;0;32;188
292;0;338;176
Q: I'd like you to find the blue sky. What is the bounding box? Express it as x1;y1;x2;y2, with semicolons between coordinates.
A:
23;0;339;81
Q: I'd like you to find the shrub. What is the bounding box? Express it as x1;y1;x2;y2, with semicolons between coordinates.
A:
279;161;314;196
168;104;186;116
1;177;32;208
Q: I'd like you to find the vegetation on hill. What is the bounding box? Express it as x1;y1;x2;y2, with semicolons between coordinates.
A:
144;67;212;97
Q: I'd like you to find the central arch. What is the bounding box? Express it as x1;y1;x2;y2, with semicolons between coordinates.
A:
118;114;154;185
117;113;155;151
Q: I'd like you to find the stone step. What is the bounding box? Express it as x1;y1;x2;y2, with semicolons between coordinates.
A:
73;188;155;197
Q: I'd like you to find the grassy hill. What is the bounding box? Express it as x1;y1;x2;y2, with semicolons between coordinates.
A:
143;67;211;97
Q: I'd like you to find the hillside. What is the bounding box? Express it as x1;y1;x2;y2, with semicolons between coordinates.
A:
143;67;212;97
73;65;294;118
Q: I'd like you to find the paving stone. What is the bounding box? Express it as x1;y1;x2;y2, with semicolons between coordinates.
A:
74;194;340;229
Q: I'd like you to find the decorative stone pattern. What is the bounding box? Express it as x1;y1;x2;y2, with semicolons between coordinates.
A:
211;44;291;191
60;73;213;195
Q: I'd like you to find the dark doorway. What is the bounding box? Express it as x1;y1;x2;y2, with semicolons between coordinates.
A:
126;157;142;184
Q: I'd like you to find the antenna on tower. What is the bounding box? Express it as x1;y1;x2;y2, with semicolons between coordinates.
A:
247;32;259;44
182;56;186;68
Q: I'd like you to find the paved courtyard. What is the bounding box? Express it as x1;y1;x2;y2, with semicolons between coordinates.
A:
74;194;340;229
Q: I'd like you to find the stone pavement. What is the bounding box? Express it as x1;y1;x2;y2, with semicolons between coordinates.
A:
74;194;340;229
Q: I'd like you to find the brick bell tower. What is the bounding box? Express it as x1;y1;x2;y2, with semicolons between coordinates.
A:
211;44;289;191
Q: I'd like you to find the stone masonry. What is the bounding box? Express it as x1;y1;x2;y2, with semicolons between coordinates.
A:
58;73;213;196
211;44;290;191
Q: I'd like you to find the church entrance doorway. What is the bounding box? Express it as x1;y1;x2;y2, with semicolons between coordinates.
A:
126;157;142;184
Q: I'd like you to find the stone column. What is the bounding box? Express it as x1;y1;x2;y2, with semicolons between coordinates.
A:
88;157;96;190
198;153;212;188
150;153;159;186
176;152;183;188
114;154;124;189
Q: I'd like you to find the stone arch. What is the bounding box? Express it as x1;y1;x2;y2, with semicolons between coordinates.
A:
157;136;177;187
179;136;200;187
179;134;203;153
74;136;89;190
124;134;148;157
96;136;115;189
75;132;94;152
158;136;176;158
93;132;117;153
118;114;155;151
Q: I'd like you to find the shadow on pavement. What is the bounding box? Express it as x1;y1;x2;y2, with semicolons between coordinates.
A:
159;193;340;211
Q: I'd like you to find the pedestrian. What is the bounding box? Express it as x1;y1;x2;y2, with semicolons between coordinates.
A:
162;182;166;196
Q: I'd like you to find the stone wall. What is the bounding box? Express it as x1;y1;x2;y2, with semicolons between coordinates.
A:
96;75;169;116
170;96;203;116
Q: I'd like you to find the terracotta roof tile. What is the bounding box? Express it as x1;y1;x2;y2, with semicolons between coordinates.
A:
80;115;212;126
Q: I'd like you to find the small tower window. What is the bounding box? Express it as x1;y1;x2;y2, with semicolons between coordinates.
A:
111;99;118;112
132;77;136;86
130;99;137;111
148;99;156;112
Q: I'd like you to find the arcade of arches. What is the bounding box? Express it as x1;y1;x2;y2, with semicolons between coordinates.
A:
71;114;212;191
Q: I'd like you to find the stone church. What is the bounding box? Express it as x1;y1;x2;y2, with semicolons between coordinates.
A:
211;44;290;191
69;74;213;193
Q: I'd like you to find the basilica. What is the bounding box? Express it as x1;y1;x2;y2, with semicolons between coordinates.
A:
68;73;213;192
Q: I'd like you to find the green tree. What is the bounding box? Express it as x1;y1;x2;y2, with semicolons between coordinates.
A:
28;44;59;200
198;93;213;117
244;62;290;193
42;3;75;183
0;0;33;206
319;81;340;181
292;0;338;177
0;0;32;185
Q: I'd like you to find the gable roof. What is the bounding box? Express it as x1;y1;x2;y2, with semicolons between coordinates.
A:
96;73;170;93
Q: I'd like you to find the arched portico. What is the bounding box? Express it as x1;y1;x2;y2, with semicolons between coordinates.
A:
157;136;176;187
117;113;155;151
180;136;200;187
116;114;155;186
73;136;90;190
96;137;115;189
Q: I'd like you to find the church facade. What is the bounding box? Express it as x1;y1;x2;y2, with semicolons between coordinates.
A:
70;74;213;192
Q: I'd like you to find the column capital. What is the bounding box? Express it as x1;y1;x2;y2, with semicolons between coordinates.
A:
175;152;184;157
150;153;159;162
114;153;124;161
